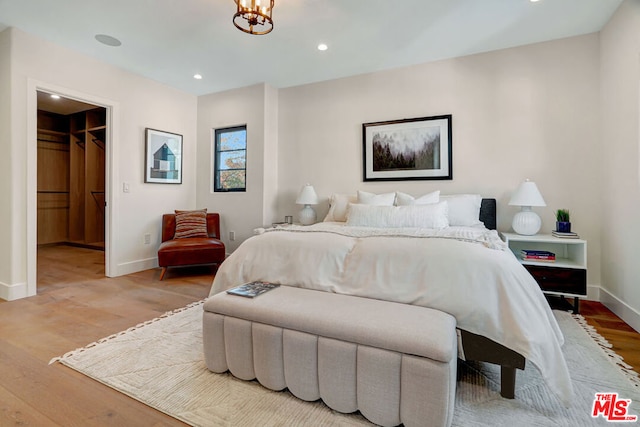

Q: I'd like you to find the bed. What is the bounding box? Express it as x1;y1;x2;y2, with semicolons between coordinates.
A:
209;194;573;405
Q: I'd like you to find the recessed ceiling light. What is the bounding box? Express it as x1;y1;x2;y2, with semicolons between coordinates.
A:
317;43;328;51
193;74;203;80
50;94;60;99
95;34;122;47
530;0;540;2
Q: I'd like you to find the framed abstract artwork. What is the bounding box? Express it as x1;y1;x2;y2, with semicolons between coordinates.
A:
362;115;452;181
144;128;183;184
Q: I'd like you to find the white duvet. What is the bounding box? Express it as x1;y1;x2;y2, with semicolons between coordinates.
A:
210;223;573;404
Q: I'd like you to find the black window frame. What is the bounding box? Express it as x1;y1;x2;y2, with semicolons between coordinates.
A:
213;125;247;192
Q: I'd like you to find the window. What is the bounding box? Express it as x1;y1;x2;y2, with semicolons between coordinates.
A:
214;126;247;192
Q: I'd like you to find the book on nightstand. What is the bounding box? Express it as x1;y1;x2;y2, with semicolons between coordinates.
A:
522;256;556;262
521;249;556;262
226;281;280;298
552;231;580;239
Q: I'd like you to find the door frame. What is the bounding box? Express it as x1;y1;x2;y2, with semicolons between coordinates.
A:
27;80;119;295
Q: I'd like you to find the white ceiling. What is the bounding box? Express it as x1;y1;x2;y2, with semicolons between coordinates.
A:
0;0;623;96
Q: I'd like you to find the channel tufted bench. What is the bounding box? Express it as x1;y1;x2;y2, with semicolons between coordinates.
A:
203;286;457;427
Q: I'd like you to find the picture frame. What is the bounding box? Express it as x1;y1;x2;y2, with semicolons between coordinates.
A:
362;115;452;181
144;128;183;184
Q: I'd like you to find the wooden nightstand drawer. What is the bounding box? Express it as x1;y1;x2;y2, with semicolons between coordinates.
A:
524;265;586;296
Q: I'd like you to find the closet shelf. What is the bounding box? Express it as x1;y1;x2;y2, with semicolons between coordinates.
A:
37;128;68;136
37;137;69;145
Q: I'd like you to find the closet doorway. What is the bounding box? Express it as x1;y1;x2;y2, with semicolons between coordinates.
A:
36;91;107;283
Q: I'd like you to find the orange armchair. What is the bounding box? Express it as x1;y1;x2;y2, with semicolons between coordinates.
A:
157;212;226;280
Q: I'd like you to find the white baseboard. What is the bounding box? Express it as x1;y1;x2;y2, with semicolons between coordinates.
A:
0;281;30;301
599;287;640;334
115;257;158;277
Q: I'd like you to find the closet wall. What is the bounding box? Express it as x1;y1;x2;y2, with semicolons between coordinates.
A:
37;111;70;244
37;107;106;249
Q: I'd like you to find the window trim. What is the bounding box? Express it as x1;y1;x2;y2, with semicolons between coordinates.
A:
213;125;247;192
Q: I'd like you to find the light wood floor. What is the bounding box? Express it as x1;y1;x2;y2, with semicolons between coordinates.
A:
1;245;208;426
1;245;638;426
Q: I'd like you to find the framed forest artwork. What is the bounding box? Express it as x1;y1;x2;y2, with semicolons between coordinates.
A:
362;115;452;181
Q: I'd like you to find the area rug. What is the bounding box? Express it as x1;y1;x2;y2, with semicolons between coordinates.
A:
51;301;640;426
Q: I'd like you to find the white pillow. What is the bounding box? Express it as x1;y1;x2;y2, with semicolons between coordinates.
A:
345;201;449;229
440;194;482;226
323;193;357;222
395;190;440;206
357;190;396;206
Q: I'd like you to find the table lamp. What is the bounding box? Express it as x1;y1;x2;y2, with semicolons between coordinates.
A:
296;184;319;226
508;179;546;235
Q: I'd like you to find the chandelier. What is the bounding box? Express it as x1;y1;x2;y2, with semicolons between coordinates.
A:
233;0;275;35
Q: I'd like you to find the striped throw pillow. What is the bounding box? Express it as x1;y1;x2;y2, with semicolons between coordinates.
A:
174;209;208;239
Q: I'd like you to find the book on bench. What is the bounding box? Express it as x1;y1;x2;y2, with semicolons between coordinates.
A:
226;281;280;298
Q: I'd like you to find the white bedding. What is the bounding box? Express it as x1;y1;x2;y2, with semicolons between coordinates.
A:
210;223;573;404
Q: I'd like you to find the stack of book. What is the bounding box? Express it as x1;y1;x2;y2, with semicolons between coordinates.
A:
521;249;556;262
552;230;580;239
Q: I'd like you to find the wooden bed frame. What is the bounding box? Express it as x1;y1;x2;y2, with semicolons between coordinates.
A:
458;198;526;399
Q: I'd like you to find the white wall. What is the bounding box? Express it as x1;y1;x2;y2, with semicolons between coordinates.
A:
599;0;640;331
0;29;15;298
196;83;279;252
276;34;603;288
2;28;197;299
263;84;280;225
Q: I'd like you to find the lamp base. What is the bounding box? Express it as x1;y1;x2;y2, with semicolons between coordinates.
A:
298;205;317;226
512;208;541;235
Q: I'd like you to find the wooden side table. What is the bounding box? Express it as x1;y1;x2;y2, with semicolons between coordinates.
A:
501;232;587;314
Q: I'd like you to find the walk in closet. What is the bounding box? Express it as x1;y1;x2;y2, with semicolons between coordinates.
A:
37;104;106;250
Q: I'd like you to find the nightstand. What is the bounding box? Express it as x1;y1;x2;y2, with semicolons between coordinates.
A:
501;232;587;314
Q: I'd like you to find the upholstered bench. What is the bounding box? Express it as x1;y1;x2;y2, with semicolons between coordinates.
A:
203;286;457;427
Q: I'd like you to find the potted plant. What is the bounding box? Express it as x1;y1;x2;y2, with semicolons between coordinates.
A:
555;209;571;233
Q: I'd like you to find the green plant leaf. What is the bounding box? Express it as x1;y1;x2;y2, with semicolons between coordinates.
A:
555;209;570;222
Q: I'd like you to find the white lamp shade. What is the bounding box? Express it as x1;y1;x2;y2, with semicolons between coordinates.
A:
508;180;546;207
296;184;318;205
